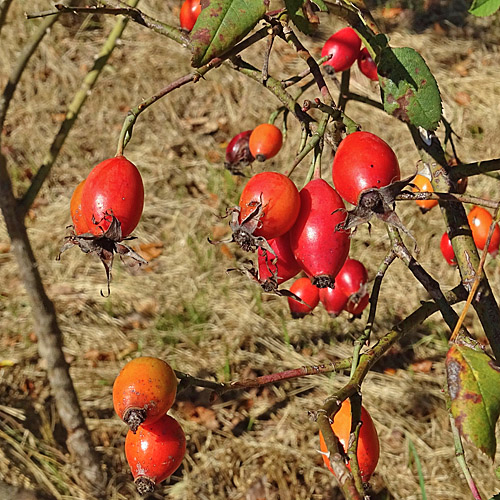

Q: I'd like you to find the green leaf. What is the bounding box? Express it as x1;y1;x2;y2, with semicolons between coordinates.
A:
469;0;500;16
446;334;500;459
190;0;267;68
285;0;327;35
377;47;442;131
490;493;500;500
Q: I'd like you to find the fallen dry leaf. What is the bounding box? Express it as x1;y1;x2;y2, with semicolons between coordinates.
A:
177;401;220;430
410;359;433;373
136;242;163;261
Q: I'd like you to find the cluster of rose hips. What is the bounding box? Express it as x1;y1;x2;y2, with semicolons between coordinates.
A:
321;26;378;81
287;258;369;319
223;128;404;323
113;357;186;495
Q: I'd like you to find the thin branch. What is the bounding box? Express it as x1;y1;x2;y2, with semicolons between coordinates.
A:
350;250;396;377
449;158;500;181
115;26;273;153
0;0;13;36
346;91;384;110
395;190;500;210
388;225;460;332
338;68;350;111
279;21;335;106
0;15;59;132
27;0;189;46
19;0;140;216
175;359;353;396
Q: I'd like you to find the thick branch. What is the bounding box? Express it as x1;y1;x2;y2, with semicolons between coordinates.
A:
0;153;105;493
408;125;500;362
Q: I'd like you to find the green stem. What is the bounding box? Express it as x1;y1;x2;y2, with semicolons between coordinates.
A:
338;68;350;111
346;91;384;110
350;250;396;377
19;0;140;216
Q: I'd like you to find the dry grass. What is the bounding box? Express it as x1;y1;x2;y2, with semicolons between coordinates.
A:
1;1;500;499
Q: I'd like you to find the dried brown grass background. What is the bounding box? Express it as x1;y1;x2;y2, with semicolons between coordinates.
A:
1;1;500;499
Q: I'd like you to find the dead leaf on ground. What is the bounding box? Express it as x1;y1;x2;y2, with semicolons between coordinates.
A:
410;360;433;373
136;242;163;261
454;91;471;106
177;401;220;430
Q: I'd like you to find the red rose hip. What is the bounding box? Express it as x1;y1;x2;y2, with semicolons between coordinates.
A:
125;414;186;494
289;179;350;288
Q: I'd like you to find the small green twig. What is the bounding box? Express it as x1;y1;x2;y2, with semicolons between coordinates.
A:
338;68;350;111
19;0;140;216
350;250;396;378
345;394;365;495
279;21;335;107
175;359;352;396
346;91;384;110
230;56;313;125
281;54;332;88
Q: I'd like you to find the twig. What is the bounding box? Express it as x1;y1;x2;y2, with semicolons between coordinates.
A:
0;14;59;132
350;250;396;377
346;91;384;110
281;54;332;88
395;190;500;210
279;21;335;106
175;359;352;395
449;158;500;181
230;56;313;125
115;26;273;154
0;0;13;36
388;225;460;332
27;0;189;46
19;0;140;216
338;68;350;111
